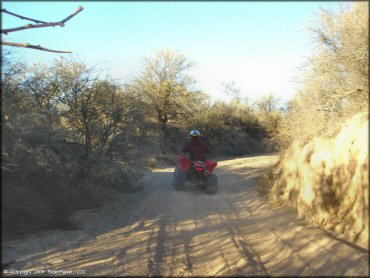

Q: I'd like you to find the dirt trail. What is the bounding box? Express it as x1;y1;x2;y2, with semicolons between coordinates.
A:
2;155;369;276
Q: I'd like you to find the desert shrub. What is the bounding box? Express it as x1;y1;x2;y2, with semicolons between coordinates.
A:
256;167;278;196
185;100;268;156
274;2;368;148
1;54;147;238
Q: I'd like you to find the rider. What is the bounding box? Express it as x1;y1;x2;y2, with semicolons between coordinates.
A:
182;129;209;162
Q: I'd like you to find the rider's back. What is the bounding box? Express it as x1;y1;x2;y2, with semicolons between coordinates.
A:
182;137;209;162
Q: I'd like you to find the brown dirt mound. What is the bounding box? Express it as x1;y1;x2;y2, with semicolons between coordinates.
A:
266;112;368;249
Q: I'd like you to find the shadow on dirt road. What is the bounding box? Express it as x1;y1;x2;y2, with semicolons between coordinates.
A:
2;155;369;276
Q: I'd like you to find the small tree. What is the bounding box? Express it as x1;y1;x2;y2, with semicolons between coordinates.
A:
90;80;143;157
135;48;196;133
254;93;281;114
221;80;242;103
253;93;283;151
276;2;369;147
50;58;98;158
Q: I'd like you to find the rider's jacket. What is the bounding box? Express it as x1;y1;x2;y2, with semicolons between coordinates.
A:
182;137;209;162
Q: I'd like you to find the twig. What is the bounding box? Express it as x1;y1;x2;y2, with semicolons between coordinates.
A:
2;23;59;34
331;88;362;101
1;6;83;53
60;6;84;23
1;41;72;53
1;6;84;35
0;8;47;24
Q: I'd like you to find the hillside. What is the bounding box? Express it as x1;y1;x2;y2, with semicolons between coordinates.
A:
258;112;368;249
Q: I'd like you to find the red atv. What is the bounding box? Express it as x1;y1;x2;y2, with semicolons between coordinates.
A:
172;155;218;194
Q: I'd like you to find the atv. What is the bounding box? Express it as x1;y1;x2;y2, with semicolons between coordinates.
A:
172;155;218;194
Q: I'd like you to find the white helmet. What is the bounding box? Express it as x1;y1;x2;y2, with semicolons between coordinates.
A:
190;129;201;137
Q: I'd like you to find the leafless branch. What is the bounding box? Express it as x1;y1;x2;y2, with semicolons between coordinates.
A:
331;88;363;101
1;6;84;35
0;8;47;24
60;6;84;24
1;6;83;53
1;41;72;53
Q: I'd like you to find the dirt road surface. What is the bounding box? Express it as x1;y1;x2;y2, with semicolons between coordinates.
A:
2;155;369;276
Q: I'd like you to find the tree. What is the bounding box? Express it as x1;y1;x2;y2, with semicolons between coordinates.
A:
221;80;241;103
304;2;368;115
47;57;98;158
135;48;196;133
90;80;143;157
253;93;283;150
254;93;281;114
275;2;369;147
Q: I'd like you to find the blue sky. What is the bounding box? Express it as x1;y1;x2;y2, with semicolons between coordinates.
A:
2;1;344;103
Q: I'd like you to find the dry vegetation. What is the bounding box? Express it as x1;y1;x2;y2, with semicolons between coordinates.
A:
274;2;368;148
257;2;369;249
1;48;279;238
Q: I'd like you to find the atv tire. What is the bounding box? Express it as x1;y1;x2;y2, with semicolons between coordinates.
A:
206;174;218;194
173;168;187;191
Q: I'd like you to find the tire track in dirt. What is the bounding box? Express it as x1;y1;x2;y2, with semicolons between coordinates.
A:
166;189;202;276
216;195;268;276
181;195;195;274
2;155;368;276
219;183;319;276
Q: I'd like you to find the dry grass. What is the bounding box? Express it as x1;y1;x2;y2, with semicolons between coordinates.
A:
256;167;277;196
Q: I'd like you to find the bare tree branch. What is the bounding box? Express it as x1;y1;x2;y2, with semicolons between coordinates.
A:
0;8;47;24
60;6;84;24
2;24;56;34
1;6;84;35
1;41;72;53
1;6;83;53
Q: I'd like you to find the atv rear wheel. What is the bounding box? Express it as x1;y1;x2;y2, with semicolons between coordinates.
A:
173;168;187;191
206;174;218;194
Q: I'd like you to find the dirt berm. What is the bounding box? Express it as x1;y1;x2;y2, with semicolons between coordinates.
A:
2;155;369;276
